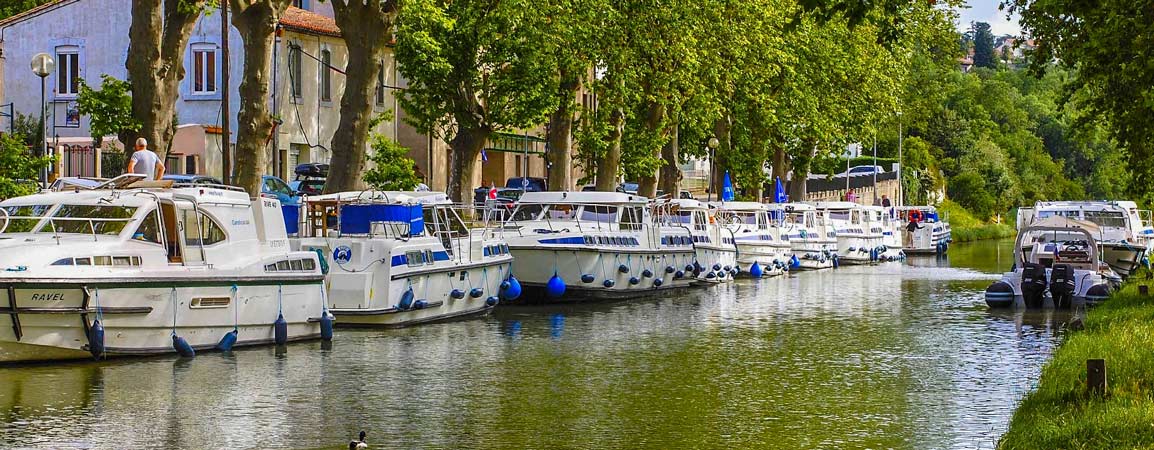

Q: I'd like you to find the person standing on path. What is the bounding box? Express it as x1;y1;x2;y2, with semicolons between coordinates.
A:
126;137;165;180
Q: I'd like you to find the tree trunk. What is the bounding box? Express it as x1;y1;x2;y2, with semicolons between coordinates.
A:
637;101;665;199
659;121;680;198
546;72;581;192
123;0;204;164
710;115;732;199
231;0;290;196
448;126;488;204
326;0;397;194
788;141;816;202
595;107;624;191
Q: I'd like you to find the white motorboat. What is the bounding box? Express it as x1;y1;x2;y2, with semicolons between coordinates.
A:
1019;201;1152;278
870;206;905;261
811;202;885;265
783;203;838;270
986;216;1119;308
498;192;696;301
0;176;327;363
653;199;738;283
895;206;951;255
712;202;793;277
291;191;514;327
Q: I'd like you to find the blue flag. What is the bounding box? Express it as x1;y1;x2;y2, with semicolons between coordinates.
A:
722;171;735;201
775;177;788;203
481;148;489;163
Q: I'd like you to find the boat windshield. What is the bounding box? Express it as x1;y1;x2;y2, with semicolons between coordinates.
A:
43;205;138;235
1037;210;1079;219
732;212;758;225
1083;210;1127;228
579;205;619;223
663;211;693;224
828;210;851;222
510;204;546;221
0;204;53;233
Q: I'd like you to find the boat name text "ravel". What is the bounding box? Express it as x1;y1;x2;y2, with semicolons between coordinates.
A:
28;292;66;302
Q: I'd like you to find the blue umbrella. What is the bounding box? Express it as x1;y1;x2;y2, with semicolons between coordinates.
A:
774;177;788;203
722;171;735;201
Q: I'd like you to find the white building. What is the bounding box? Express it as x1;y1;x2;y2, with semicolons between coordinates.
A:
0;0;400;182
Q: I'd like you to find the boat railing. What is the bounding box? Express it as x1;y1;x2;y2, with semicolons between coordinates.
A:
0;207;8;234
169;182;248;193
45;216;136;241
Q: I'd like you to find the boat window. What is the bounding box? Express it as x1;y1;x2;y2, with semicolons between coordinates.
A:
734;212;758;225
303;259;316;270
1037;210;1078;219
669;211;693;224
194;212;227;245
113;256;132;266
694;211;708;231
52;258;73;265
290;259;304;271
1084;210;1126;228
276;260;291;271
75;257;91;265
94;256;112;266
829;211;851;221
0;204;53;233
44;205;137;235
510;204;545;221
622;207;644;231
132;209;163;245
547;204;577;220
580;205;618;223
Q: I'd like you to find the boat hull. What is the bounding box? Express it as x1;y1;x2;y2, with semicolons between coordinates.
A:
506;245;696;302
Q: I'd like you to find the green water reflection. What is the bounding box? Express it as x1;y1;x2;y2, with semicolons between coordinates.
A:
0;238;1071;449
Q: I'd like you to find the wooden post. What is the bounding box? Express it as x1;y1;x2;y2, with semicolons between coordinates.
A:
1140;285;1149;296
1087;359;1107;395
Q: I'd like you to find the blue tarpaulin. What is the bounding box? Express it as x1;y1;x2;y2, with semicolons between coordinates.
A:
282;205;300;235
339;204;425;235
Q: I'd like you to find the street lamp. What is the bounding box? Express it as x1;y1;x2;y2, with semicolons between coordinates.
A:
896;110;903;207
706;136;720;202
31;53;54;187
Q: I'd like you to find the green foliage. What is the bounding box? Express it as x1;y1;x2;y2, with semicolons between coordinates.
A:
999;283;1154;449
11;113;41;147
936;199;1014;242
948;171;996;220
0;0;53;20
0;133;53;200
362;135;420;191
77;75;141;145
971;22;996;69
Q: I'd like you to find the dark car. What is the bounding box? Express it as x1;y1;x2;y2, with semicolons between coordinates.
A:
163;174;224;185
291;163;328;195
473;177;547;206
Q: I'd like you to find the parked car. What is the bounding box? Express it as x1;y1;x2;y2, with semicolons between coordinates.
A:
834;165;885;178
262;175;300;207
473;177;547;206
290;163;327;196
163;174;224;185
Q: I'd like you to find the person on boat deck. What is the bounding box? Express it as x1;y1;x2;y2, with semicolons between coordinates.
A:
126;137;165;180
905;217;924;246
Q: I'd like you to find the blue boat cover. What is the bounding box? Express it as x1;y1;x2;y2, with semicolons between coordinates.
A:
340;204;425;235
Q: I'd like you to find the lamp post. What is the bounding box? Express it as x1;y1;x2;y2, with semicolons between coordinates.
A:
897;110;904;207
706;136;719;202
31;53;54;188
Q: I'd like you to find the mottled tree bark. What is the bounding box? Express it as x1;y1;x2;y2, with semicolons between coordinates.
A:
788;141;817;202
658;121;680;198
123;0;204;162
231;0;290;196
449;126;489;204
594;107;624;192
325;0;397;194
637;101;665;199
546;72;581;192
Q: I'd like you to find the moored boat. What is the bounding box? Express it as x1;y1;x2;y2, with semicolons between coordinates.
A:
497;192;695;301
811;202;885;265
1019;201;1152;278
0;176;327;363
291;191;514;327
896;206;951;255
783;203;838;270
653;199;738;283
712;202;793;276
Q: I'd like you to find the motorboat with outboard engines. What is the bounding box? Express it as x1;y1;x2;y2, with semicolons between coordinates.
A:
290;191;514;327
985;216;1120;309
712;202;794;277
0;175;328;363
895;206;951;255
811;202;885;265
652;199;738;283
783;203;838;270
1018;201;1152;278
498;192;696;301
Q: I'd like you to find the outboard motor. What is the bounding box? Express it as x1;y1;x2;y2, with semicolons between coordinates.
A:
1020;262;1048;309
1049;264;1076;309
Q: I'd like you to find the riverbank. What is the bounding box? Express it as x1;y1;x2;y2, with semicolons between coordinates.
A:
939;200;1016;242
999;282;1154;449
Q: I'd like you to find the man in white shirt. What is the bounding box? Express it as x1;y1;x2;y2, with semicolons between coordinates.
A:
126;137;165;180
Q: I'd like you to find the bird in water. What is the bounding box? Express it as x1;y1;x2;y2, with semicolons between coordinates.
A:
348;431;367;449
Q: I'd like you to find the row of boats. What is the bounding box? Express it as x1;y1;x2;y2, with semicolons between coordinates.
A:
985;201;1153;309
0;174;952;363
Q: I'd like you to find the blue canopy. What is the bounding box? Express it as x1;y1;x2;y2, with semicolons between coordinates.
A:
722;171;735;202
774;177;788;203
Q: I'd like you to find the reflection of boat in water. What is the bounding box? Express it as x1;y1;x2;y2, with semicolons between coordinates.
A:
291;191;514;327
0;176;326;363
1018;201;1152;278
986;217;1120;309
895;206;951;255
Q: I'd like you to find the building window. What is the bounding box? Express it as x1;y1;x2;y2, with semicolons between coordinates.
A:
56;46;80;97
375;62;385;105
289;44;303;99
191;44;217;94
292;0;309;9
320;49;332;102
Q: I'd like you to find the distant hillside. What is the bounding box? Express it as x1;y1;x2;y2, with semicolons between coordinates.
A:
0;0;55;21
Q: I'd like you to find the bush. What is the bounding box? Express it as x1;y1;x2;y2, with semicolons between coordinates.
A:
0;132;53;200
948;171;996;220
362;135;420;191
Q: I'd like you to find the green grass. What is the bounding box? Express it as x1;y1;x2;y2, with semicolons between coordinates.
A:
938;199;1016;242
999;282;1154;449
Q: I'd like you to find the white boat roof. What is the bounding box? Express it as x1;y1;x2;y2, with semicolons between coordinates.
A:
895;205;938;212
783;203;816;212
306;190;451;205
1027;216;1102;235
1033;200;1140;211
1;184;252;207
518;191;648;205
809;201;862;210
709;201;767;212
658;198;706;210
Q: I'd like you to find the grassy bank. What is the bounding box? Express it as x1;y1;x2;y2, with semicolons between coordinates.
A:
938;200;1016;242
999;282;1154;449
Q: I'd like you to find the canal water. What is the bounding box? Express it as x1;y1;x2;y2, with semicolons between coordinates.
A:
0;238;1074;449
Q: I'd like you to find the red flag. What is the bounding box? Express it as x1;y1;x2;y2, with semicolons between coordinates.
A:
488;185;498;200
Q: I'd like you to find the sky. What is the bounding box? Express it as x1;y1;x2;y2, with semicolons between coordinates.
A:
955;1;1022;36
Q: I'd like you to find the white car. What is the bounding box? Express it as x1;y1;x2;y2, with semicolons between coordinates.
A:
835;165;885;178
